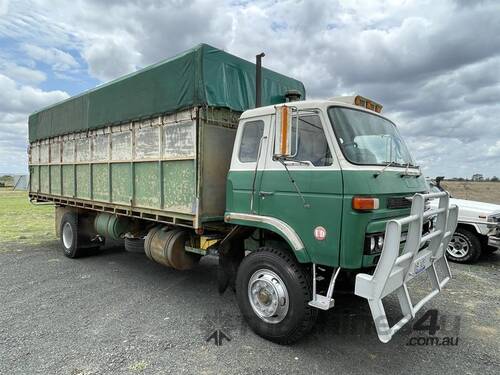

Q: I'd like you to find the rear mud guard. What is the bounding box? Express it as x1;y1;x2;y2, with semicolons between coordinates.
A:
354;192;458;343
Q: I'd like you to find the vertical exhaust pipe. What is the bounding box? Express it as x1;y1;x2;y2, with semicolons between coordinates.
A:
255;52;265;108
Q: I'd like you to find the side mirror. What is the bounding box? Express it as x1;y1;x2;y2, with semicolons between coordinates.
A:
274;105;298;158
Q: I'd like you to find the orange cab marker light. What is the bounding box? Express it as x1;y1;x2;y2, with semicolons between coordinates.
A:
352;197;380;210
280;106;288;155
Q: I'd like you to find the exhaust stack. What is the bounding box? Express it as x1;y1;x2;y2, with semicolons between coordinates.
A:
255;52;265;108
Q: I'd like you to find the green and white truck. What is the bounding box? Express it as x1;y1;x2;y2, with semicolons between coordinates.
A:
28;44;458;344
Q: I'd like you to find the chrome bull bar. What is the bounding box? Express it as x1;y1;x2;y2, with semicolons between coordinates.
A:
354;192;458;343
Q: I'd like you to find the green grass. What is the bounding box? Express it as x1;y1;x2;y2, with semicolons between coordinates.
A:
0;190;56;246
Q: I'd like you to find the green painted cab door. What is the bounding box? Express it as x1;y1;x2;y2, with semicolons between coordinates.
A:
257;112;344;267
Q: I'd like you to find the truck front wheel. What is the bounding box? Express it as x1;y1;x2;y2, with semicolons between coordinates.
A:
235;247;317;344
446;227;481;263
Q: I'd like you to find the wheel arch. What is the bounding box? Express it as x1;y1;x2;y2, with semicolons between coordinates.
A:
456;222;483;236
225;212;311;263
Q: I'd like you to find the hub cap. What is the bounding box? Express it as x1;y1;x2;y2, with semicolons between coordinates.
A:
447;234;469;258
62;222;74;249
248;269;289;324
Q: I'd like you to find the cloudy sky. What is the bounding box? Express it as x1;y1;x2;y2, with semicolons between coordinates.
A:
0;0;499;178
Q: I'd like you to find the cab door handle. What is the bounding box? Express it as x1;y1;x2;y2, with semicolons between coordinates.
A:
259;191;274;197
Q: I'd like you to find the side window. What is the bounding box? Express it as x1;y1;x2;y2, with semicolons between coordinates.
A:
291;115;333;166
239;120;264;163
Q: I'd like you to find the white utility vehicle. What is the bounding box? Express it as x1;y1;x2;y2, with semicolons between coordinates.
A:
427;179;500;263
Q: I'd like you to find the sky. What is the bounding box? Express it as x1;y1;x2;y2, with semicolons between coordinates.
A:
0;0;499;178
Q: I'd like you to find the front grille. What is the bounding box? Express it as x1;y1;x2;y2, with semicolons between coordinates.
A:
387;197;411;209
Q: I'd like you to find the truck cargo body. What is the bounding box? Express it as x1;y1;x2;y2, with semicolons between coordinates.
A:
27;43;305;228
29;107;239;229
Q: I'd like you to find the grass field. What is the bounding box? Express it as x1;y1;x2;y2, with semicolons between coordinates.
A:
442;181;500;204
0;190;56;247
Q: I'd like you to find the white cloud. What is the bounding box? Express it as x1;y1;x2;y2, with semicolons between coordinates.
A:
0;73;68;113
0;73;68;173
82;37;141;81
0;59;46;84
0;0;8;16
21;43;79;72
487;141;500;157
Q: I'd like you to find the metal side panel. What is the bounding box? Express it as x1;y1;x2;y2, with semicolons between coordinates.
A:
30;165;39;193
62;164;75;197
92;163;109;202
50;165;61;195
76;164;91;199
40;165;50;194
162;160;196;214
199;112;238;222
135;161;160;208
111;163;132;205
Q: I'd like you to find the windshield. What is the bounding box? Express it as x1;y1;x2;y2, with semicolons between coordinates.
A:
328;107;415;167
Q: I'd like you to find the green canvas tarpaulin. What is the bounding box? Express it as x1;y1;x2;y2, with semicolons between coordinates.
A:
28;43;306;142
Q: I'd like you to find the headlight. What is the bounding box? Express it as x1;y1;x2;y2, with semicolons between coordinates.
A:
487;215;500;228
377;236;384;249
365;233;384;255
487;215;500;223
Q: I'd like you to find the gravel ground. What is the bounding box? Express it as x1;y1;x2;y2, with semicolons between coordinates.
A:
0;240;498;375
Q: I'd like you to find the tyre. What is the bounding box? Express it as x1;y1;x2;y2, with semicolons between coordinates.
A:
124;237;145;253
483;244;498;254
446;227;481;263
60;212;88;258
235;247;317;344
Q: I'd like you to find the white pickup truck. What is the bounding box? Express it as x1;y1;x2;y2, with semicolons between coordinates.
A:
427;180;500;263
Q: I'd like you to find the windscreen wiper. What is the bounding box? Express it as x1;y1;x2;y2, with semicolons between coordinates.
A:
373;161;395;178
400;162;422;178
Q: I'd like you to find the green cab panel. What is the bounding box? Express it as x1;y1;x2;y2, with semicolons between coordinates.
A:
339;170;427;269
227;169;344;266
227;168;427;270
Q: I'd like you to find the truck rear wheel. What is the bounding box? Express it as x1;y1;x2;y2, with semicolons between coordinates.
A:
60;212;87;258
235;247;317;345
446;227;481;263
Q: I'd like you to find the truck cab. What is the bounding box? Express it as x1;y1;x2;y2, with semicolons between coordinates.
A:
225;96;458;343
227;96;427;269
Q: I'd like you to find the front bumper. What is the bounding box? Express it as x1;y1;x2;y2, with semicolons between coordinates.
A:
354;191;458;343
488;235;500;249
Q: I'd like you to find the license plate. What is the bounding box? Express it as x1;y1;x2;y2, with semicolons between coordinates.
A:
414;259;426;274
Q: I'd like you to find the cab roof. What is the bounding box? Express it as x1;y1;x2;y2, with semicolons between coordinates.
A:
239;98;382;120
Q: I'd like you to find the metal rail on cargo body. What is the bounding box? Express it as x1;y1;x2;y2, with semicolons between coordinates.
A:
354;191;458;343
29;192;196;228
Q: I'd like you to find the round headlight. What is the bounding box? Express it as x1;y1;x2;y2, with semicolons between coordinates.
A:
370;237;376;251
377;236;384;249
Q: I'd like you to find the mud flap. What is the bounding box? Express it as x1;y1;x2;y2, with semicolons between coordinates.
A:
354;192;458;343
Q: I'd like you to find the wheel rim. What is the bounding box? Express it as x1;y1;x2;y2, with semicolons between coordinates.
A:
447;234;469;258
248;269;289;324
62;222;74;249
